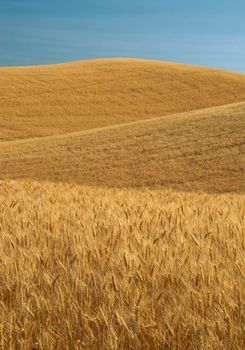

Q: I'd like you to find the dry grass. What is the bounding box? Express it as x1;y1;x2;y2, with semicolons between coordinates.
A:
0;180;244;349
1;58;245;141
1;102;244;193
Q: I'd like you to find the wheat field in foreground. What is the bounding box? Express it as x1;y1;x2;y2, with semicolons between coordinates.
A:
1;58;245;141
0;180;245;349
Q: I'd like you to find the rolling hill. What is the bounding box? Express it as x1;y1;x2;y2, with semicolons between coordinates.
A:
0;58;245;141
1;59;245;349
0;102;244;193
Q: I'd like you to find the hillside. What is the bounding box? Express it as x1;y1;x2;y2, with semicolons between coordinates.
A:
1;102;244;193
0;58;245;141
1;180;245;349
1;59;245;349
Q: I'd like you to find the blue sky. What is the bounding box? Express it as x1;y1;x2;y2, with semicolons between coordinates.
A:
1;0;244;72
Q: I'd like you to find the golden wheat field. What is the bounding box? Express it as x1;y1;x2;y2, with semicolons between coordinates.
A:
1;102;244;193
1;59;245;142
1;181;245;349
0;59;245;349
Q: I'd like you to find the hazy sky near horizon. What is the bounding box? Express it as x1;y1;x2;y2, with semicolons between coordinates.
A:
1;0;244;72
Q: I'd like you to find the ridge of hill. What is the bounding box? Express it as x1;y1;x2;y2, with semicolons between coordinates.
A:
0;58;245;141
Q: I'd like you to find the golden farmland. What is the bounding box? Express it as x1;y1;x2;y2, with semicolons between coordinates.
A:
1;102;244;193
1;181;245;349
0;59;245;349
1;59;245;141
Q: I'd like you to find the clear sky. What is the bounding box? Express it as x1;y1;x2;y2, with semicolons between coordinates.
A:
1;0;244;72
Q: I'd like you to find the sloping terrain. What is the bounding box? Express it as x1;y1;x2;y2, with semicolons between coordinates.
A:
1;59;245;349
1;102;244;193
0;58;245;141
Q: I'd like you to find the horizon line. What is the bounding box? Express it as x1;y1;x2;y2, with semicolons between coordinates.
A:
0;57;244;75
